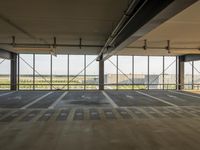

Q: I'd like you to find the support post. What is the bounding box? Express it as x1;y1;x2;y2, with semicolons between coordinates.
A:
10;53;17;90
33;54;35;90
163;56;165;90
116;55;118;90
178;56;185;90
17;53;20;90
99;60;104;90
67;54;69;90
192;61;194;90
84;55;86;90
50;54;52;90
176;56;178;90
147;56;150;90
132;56;134;90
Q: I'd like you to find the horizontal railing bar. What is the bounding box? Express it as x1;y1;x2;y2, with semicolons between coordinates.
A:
0;84;200;86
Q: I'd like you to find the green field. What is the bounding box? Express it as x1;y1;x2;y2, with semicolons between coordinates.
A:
0;75;178;90
0;75;99;90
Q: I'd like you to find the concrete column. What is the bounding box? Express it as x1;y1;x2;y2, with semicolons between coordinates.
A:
10;53;17;90
50;54;52;90
33;54;35;90
99;60;104;90
192;61;194;90
178;56;184;90
147;56;150;90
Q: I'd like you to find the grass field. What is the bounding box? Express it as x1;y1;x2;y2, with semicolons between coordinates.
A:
0;75;99;90
0;75;186;90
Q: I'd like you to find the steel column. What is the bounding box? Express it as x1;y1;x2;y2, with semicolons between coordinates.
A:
50;54;53;90
33;54;35;90
84;55;86;90
178;56;185;90
67;54;69;90
99;60;104;90
116;55;118;90
163;56;165;90
17;53;20;90
192;61;194;90
10;53;17;90
176;56;178;90
147;56;150;90
132;55;134;90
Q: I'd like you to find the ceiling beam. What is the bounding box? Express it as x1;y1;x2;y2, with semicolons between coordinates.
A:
0;48;16;59
100;0;198;61
183;54;200;62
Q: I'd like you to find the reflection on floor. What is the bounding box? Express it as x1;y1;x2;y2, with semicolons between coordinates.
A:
184;90;200;95
0;90;199;108
0;90;200;150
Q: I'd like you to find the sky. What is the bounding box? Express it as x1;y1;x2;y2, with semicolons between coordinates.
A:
0;55;199;75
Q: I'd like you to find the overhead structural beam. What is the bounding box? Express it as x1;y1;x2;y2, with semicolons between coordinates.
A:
0;42;103;49
126;46;200;51
183;54;200;62
0;37;103;55
96;0;143;60
0;48;12;59
98;0;197;61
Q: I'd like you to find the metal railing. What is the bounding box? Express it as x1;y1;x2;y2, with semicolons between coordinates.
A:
0;83;200;91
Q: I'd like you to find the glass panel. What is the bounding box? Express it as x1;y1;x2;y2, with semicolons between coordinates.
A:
134;56;148;89
0;58;10;90
35;54;51;90
118;56;132;89
194;61;200;90
149;56;163;89
69;55;84;89
104;56;117;89
184;61;192;90
164;56;176;89
86;55;99;90
52;55;68;90
19;54;33;90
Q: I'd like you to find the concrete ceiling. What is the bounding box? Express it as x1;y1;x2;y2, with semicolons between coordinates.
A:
0;0;129;54
0;0;200;56
119;1;200;56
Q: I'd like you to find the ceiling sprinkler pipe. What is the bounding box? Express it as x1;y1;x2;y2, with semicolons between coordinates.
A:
97;0;142;60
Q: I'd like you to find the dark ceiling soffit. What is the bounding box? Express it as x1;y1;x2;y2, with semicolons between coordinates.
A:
0;48;16;59
102;0;198;60
183;54;200;62
96;0;143;61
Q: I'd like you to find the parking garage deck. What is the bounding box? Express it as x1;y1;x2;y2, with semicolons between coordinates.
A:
0;90;199;109
0;90;200;150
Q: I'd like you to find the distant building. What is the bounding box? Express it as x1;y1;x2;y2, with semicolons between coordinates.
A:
104;74;200;89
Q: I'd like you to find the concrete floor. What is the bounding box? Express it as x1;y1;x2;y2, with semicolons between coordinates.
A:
0;90;200;150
